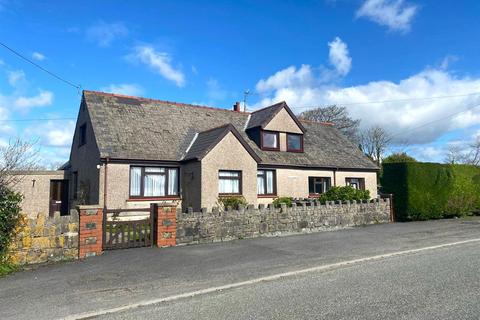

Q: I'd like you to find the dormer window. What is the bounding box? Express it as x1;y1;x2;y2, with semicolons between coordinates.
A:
287;133;303;152
261;130;279;151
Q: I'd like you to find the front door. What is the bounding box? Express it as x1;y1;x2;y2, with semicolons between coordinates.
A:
49;180;69;216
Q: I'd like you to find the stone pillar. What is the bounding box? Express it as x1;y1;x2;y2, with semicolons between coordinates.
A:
78;205;103;258
156;205;177;247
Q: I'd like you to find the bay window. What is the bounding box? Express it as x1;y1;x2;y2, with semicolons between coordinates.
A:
257;169;276;196
130;166;179;198
261;130;279;150
219;170;242;195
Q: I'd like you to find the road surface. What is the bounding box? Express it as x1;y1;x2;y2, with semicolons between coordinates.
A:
0;217;479;319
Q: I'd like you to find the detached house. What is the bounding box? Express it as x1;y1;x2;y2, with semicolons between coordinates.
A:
67;91;378;211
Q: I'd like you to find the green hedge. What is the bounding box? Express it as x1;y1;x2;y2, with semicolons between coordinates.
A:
381;162;480;221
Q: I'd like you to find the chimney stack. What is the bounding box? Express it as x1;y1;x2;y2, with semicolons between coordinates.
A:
233;101;241;112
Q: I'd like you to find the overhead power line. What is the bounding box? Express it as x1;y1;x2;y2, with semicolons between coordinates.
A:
0;117;76;122
0;41;82;92
390;102;480;139
291;92;480;110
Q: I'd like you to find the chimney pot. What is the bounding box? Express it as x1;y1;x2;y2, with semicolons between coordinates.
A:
233;102;241;112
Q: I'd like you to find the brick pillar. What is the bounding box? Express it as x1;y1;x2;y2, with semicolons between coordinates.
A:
156;205;177;247
78;205;103;258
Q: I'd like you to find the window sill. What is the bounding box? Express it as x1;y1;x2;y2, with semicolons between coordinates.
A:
127;197;181;202
261;147;280;151
287;149;304;153
257;194;277;198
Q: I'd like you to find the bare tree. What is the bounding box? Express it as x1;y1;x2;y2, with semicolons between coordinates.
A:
0;138;40;189
299;105;360;143
359;125;391;166
444;144;467;164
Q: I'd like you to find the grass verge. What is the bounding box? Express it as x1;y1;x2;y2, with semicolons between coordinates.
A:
0;262;19;277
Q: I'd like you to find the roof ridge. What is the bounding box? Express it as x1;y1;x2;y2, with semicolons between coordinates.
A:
198;123;233;134
83;90;251;115
250;101;286;114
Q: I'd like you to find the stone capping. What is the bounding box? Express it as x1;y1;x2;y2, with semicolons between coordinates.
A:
181;198;390;216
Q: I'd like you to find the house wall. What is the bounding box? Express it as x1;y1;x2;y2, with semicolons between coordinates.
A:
69;100;101;207
335;170;378;198
200;132;258;210
99;162;181;210
181;161;202;211
9;171;67;218
257;168;378;206
263;108;303;134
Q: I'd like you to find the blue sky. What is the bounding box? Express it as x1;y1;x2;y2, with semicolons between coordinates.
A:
0;0;480;165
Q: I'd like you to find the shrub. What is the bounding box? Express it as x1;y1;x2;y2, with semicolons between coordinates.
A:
272;197;293;208
383;152;417;164
381;162;480;221
218;196;247;209
318;186;370;203
0;187;23;263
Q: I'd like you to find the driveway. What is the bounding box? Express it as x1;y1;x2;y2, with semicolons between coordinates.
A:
1;218;479;320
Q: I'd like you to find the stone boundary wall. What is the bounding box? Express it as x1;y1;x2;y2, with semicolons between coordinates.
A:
8;212;79;265
176;198;391;245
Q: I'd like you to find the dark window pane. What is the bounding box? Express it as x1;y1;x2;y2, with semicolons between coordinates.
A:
308;177;331;194
262;132;278;149
287;134;302;151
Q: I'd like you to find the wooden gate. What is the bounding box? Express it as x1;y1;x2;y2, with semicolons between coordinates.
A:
102;204;157;250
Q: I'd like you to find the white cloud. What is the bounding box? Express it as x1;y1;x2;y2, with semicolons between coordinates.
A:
87;21;129;47
45;121;75;147
206;78;229;101
254;66;480;145
14;90;54;110
100;83;144;96
328;37;351;76
256;65;314;93
7;70;26;87
128;46;185;87
32;52;46;61
356;0;418;33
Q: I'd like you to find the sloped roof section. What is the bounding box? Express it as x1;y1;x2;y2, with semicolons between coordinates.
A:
183;124;261;162
246;101;306;133
83;91;377;170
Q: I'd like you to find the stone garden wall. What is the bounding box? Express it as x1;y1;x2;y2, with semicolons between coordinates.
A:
8;212;79;265
175;198;391;245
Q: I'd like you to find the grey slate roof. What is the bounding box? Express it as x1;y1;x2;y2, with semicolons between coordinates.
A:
83;91;378;170
183;124;261;162
246;101;306;132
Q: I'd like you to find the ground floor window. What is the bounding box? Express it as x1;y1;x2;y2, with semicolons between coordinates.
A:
257;169;276;195
345;177;365;190
219;170;242;195
130;166;179;197
308;177;331;195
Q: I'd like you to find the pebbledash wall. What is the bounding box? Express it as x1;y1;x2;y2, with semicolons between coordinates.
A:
175;198;391;245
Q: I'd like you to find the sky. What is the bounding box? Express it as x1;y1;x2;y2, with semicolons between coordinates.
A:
0;0;479;166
